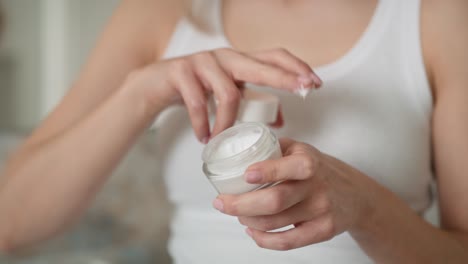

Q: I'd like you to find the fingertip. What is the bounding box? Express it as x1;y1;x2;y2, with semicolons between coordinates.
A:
212;198;224;212
244;170;263;184
310;72;323;88
201;136;210;144
246;228;253;238
195;126;211;144
268;107;284;128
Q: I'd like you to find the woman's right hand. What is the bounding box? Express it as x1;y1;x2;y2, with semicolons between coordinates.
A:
125;48;322;143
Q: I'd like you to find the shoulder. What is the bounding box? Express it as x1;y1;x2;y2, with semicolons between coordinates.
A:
421;0;468;98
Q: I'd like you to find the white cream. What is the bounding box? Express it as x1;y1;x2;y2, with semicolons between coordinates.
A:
295;83;311;99
212;131;262;160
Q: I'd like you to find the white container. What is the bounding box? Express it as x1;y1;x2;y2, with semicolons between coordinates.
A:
236;88;279;124
202;122;282;194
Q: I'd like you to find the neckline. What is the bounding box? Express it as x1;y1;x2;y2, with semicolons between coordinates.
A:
216;0;391;81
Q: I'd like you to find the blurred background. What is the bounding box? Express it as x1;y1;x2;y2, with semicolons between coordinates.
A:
0;1;173;263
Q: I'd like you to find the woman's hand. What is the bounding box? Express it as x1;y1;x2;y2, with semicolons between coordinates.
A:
125;48;322;142
212;138;378;251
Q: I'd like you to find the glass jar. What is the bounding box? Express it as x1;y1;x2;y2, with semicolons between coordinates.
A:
202;122;282;194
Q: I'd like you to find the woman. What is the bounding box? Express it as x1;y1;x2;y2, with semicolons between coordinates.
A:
1;0;468;263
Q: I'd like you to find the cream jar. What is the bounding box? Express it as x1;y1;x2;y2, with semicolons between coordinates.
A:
202;122;282;194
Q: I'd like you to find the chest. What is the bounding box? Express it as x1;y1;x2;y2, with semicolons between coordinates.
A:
222;0;378;67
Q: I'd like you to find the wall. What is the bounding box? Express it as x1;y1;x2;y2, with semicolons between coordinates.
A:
0;0;42;131
0;0;120;131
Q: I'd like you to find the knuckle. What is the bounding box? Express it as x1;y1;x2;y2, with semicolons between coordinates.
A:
244;70;262;84
270;161;280;181
266;191;286;214
226;200;240;215
276;236;294;251
288;142;305;153
256;216;276;231
216;47;235;55
238;217;247;226
273;186;288;203
254;238;267;249
297;142;313;151
192;51;215;63
310;195;332;218
316;196;332;214
300;154;317;177
188;97;207;113
218;89;240;106
168;59;191;76
319;217;336;242
213;48;239;65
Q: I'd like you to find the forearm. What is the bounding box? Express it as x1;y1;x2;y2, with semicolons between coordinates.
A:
350;181;468;264
0;80;159;252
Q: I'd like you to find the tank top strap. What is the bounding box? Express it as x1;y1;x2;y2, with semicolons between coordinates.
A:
395;0;433;118
315;0;394;80
190;0;224;34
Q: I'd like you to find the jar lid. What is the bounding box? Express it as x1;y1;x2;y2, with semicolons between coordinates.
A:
148;84;280;130
209;84;279;124
236;86;279;124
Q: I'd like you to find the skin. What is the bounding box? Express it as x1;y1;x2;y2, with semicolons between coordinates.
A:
0;0;467;263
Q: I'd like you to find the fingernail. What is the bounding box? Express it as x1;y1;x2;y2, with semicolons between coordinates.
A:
297;75;314;86
201;137;210;144
245;228;253;238
245;171;262;183
310;73;323;88
213;199;224;212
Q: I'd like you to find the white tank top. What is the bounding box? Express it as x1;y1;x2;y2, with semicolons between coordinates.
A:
154;0;433;263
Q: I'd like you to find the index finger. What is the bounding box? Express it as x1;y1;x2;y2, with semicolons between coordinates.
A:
216;180;307;217
192;52;241;137
251;48;322;88
215;49;312;93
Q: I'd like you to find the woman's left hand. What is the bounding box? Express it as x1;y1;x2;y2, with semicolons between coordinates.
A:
212;138;379;250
